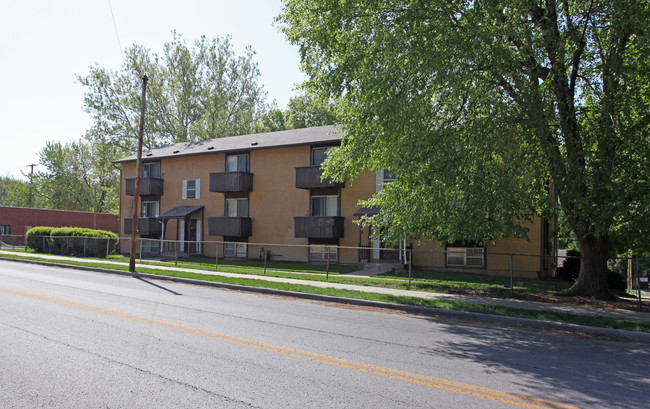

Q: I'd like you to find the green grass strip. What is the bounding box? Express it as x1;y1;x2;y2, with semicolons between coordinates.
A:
1;252;648;333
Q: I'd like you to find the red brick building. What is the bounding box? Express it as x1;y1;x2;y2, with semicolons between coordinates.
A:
0;206;119;240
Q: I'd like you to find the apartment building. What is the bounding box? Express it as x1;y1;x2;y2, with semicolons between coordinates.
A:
116;125;554;278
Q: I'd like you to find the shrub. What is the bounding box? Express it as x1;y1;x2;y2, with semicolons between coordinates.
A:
557;250;581;281
608;269;627;291
25;227;54;252
26;226;118;257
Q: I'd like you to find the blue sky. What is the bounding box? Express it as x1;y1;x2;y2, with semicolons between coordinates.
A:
0;0;304;179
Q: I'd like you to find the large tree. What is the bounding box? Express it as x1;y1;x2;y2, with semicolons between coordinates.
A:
255;92;339;132
78;32;267;152
33;139;118;214
280;0;650;298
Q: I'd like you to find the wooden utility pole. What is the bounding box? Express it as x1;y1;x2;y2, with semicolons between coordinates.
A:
129;75;148;273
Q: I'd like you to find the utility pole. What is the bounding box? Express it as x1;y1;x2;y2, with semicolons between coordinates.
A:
129;75;148;273
26;164;37;207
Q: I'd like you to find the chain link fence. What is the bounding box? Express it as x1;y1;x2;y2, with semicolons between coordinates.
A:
3;233;647;295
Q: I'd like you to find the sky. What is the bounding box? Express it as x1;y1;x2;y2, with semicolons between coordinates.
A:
0;0;305;179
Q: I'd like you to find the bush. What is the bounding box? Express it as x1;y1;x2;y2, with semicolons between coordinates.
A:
25;227;54;252
557;250;581;281
608;269;627;291
26;226;118;257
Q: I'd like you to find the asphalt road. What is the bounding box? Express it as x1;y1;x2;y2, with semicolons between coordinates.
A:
1;260;648;408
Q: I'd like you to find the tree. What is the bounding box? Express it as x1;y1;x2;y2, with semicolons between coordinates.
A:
1;177;34;208
280;0;650;298
255;93;338;132
284;93;339;129
78;32;267;152
33;139;118;214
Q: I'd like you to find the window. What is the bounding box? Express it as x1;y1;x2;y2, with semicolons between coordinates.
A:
383;169;397;182
182;179;200;199
310;245;338;262
141;239;159;254
141;201;159;218
0;225;10;235
311;147;332;166
447;247;484;268
142;162;161;178
224;242;247;258
376;168;396;192
311;195;339;217
226;154;249;172
226;198;249;217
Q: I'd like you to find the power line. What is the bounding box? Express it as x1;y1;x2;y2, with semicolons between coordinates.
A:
107;0;124;64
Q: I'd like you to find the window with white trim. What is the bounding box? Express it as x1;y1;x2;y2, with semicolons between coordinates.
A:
182;179;200;199
226;154;249;172
311;195;339;217
446;247;484;268
309;244;338;262
226;198;249;217
224;242;247;258
141;201;159;218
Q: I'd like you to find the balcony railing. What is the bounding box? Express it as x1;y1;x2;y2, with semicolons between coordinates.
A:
294;216;344;239
208;217;253;237
123;217;163;236
125;178;164;196
209;172;253;192
295;166;345;189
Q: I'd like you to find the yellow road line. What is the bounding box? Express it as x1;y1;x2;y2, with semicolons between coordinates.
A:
1;285;580;409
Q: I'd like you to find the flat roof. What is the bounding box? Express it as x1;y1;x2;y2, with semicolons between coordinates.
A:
115;125;341;163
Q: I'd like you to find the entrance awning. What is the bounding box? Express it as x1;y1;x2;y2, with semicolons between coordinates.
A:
353;206;380;217
158;205;203;219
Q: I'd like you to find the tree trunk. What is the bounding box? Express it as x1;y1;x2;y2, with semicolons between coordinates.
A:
566;234;610;299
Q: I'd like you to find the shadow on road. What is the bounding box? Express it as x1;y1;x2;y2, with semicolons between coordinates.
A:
424;316;649;408
134;276;182;296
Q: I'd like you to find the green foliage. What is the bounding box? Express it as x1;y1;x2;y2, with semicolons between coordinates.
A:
20;138;120;214
25;226;54;252
279;0;650;297
607;269;627;291
26;226;118;257
77;31;267;153
255;92;339;132
0;176;38;208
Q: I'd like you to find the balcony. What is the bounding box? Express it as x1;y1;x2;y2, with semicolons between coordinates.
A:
295;166;345;189
125;178;164;196
208;217;253;237
123;218;162;236
294;216;344;239
209;172;253;192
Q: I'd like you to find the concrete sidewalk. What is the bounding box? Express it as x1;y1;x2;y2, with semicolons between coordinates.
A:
2;250;648;325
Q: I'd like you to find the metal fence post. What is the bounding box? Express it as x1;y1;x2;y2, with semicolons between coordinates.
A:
83;237;87;257
215;242;219;270
264;247;268;275
408;249;412;290
326;247;330;280
175;240;178;266
510;254;514;297
106;238;110;259
636;255;642;311
139;239;143;261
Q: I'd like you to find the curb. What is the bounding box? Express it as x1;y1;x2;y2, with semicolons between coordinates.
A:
2;256;649;343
